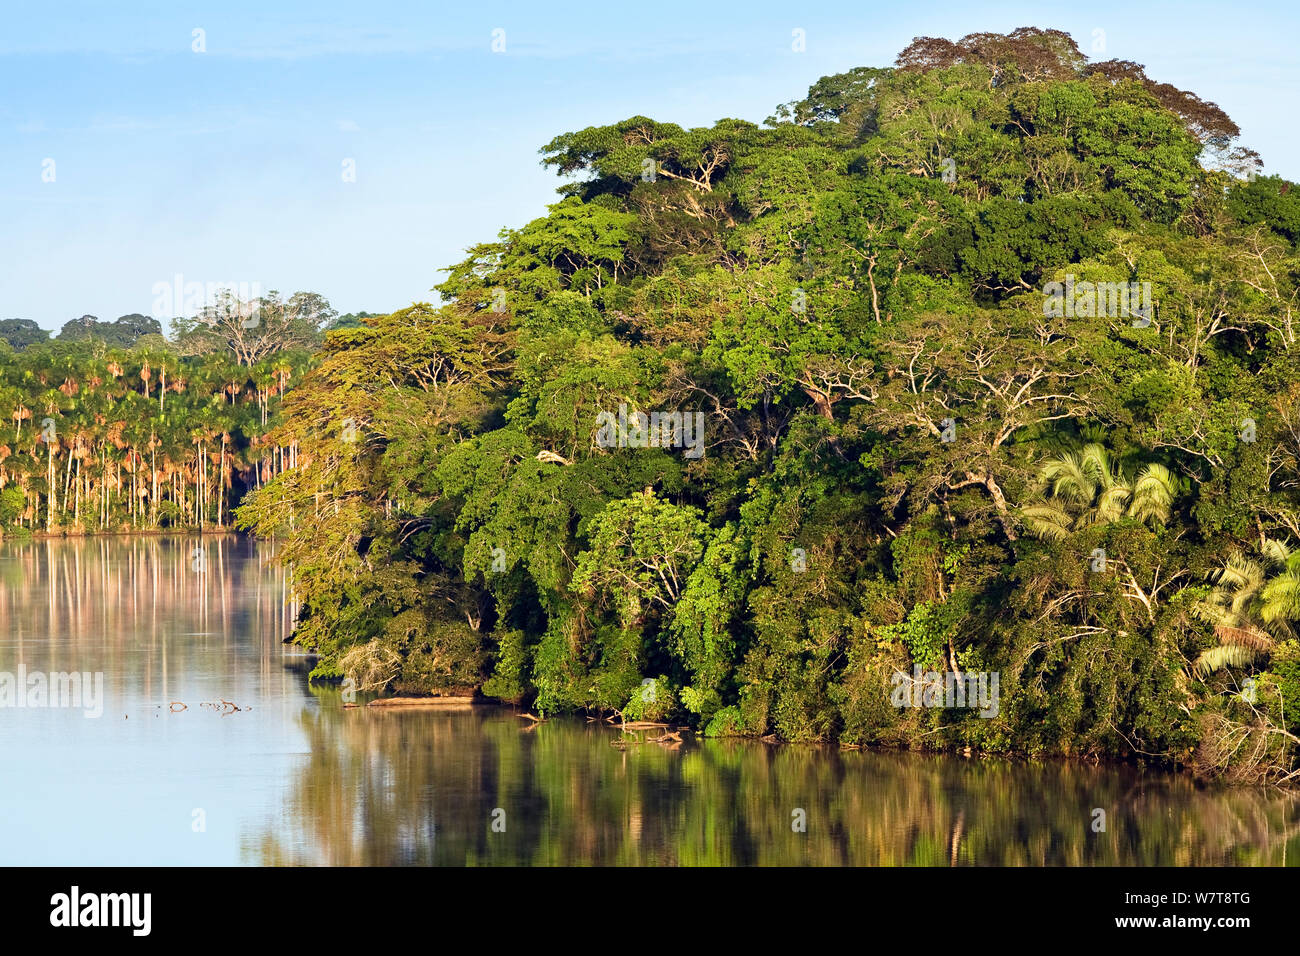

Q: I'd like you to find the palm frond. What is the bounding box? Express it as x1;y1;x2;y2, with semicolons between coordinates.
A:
1042;452;1095;505
1192;598;1232;627
1097;483;1132;522
1080;443;1116;491
1192;644;1263;678
1262;537;1292;564
1211;552;1262;592
1260;569;1300;624
1130;463;1175;524
1212;623;1274;651
1020;503;1072;542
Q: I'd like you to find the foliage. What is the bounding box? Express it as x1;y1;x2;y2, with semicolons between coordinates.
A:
236;28;1300;783
0;332;312;533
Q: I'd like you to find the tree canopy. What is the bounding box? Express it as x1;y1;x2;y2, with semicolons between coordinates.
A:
223;27;1300;784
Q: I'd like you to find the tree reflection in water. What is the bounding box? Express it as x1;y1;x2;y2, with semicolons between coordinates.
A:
246;700;1300;866
1;537;1295;867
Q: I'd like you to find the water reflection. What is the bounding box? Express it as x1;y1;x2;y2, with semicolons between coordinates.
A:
0;535;299;708
1;538;1297;866
0;535;304;866
250;699;1300;866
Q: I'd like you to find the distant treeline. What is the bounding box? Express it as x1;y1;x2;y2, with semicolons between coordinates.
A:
0;309;379;352
0;294;377;534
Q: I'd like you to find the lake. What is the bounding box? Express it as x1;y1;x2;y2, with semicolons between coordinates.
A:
1;536;1297;865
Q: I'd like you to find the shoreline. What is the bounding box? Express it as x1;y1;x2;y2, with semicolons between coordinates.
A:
344;692;1268;789
2;528;250;539
6;534;1285;791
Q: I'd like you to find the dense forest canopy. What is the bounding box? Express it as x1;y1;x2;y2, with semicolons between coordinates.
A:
25;26;1300;783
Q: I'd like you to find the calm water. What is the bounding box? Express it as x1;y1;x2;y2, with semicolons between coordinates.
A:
0;536;1297;866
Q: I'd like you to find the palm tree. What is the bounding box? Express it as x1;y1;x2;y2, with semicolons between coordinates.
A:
1192;539;1300;676
157;352;179;414
1021;443;1176;540
0;385;26;440
38;388;67;529
138;353;152;400
272;356;293;399
104;348;125;382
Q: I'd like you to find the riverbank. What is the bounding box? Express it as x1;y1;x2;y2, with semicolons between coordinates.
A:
2;526;249;539
3;535;1298;864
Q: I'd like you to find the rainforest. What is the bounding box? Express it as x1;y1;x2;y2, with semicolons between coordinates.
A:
13;28;1300;787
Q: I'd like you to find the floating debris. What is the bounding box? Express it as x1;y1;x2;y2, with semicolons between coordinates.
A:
198;699;242;715
164;699;243;715
614;724;688;749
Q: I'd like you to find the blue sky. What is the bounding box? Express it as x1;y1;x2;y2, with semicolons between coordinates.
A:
2;1;1296;330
